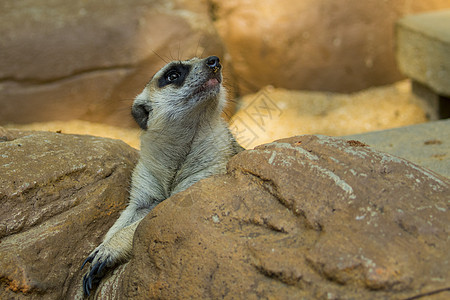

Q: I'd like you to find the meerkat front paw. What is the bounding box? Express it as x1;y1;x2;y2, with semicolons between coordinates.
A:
81;244;117;296
80;223;137;296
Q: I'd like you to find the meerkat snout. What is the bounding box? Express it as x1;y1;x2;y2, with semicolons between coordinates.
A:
205;55;221;73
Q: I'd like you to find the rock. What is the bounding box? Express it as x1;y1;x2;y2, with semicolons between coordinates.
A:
6;120;142;150
396;10;450;119
0;128;138;299
396;10;450;97
95;135;449;299
344;119;450;178
0;0;234;127
212;0;450;94
230;81;426;149
3;2;450;128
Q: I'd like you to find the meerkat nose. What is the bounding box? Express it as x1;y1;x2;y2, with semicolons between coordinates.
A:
206;56;220;69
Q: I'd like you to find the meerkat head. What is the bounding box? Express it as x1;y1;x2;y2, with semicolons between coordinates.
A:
131;56;226;130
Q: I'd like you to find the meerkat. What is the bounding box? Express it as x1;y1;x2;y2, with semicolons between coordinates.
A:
81;56;243;296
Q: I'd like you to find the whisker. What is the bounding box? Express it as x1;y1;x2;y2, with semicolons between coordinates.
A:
236;73;263;94
195;38;201;58
199;42;207;59
152;50;168;64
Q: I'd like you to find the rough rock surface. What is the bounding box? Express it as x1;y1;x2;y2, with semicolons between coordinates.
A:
345;119;450;178
0;128;138;299
94;135;449;299
0;0;233;127
211;0;450;94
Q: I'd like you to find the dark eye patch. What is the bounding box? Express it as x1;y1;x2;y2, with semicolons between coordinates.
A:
158;63;191;88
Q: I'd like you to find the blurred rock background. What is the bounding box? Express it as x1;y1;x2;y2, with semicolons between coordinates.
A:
1;0;450;148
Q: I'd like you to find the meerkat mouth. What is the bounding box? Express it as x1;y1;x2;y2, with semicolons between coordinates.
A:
203;78;220;88
203;72;222;88
193;75;221;97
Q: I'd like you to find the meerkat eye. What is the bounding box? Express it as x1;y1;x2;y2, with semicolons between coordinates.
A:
158;64;191;88
166;70;180;82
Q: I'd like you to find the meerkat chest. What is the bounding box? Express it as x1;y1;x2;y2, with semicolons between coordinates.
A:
168;143;226;195
139;120;233;199
140;141;219;197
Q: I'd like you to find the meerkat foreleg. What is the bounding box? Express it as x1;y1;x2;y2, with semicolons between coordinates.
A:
81;203;151;295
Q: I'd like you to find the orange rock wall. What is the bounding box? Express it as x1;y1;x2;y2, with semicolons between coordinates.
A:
1;0;449;126
212;0;450;93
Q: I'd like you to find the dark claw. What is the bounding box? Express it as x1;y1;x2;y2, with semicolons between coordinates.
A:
90;262;101;275
81;256;93;271
81;250;98;270
81;250;103;296
83;268;96;296
82;256;110;296
83;273;90;296
97;260;107;276
88;274;93;293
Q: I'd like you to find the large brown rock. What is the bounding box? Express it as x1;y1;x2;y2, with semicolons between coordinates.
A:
212;0;450;94
95;135;449;299
0;128;138;299
0;0;233;127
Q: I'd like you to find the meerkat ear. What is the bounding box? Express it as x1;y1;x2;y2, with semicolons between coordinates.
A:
131;103;152;130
